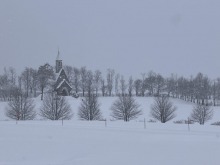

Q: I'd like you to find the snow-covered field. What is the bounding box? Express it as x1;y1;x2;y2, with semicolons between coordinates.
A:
0;97;220;165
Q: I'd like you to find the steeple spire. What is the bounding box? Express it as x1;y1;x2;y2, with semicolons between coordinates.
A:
56;48;62;73
56;48;60;60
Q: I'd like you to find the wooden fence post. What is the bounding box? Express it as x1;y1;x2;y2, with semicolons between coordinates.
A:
144;118;146;129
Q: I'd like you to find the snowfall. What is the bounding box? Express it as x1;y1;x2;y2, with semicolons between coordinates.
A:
0;96;220;165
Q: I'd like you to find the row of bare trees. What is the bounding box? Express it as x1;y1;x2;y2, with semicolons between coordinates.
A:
77;93;213;125
1;64;220;108
0;64;54;101
150;96;213;125
5;89;213;125
5;91;141;122
62;66;220;106
5;91;73;121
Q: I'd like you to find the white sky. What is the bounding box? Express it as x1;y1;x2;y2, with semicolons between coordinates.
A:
0;0;220;78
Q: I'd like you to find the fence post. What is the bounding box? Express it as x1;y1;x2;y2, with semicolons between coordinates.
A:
188;117;190;132
105;119;107;127
62;118;63;126
144;118;146;129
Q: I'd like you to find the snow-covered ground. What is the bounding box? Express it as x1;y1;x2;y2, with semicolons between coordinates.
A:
0;97;220;165
0;120;220;165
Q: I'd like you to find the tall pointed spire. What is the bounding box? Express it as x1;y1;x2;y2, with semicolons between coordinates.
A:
56;48;60;60
56;48;62;73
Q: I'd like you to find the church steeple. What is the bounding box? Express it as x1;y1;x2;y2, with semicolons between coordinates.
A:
56;49;60;60
56;49;62;73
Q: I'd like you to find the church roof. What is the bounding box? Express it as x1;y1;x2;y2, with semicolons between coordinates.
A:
55;68;63;81
56;79;72;90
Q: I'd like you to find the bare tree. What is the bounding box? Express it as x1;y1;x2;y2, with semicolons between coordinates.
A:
37;63;55;100
176;76;188;100
40;92;73;120
0;67;17;101
146;71;156;96
101;78;106;97
212;78;220;106
212;80;217;106
94;70;102;96
85;70;94;97
0;72;10;101
119;76;127;96
128;76;134;97
21;67;32;97
155;74;165;96
115;73;120;96
214;78;220;106
166;74;178;97
120;75;127;96
8;67;16;86
78;94;102;120
150;96;177;123
29;68;38;97
190;104;213;125
73;67;80;93
21;67;38;98
140;73;146;96
194;73;211;105
106;69;115;96
134;79;141;96
80;67;87;97
5;89;36;120
111;96;142;122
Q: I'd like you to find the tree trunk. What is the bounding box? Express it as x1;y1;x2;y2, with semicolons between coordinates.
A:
41;87;44;100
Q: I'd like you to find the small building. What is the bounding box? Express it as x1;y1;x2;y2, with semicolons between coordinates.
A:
54;52;72;96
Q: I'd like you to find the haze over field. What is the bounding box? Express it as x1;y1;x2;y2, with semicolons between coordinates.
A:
1;0;220;78
1;1;220;164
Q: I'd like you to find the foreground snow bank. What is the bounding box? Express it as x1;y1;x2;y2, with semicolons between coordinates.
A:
0;120;220;165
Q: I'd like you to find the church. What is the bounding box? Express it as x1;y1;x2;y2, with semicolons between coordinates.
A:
54;52;72;96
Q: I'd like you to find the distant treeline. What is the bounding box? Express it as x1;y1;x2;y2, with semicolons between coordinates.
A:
0;64;219;106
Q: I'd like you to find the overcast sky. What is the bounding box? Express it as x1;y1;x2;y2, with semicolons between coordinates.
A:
1;0;220;78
